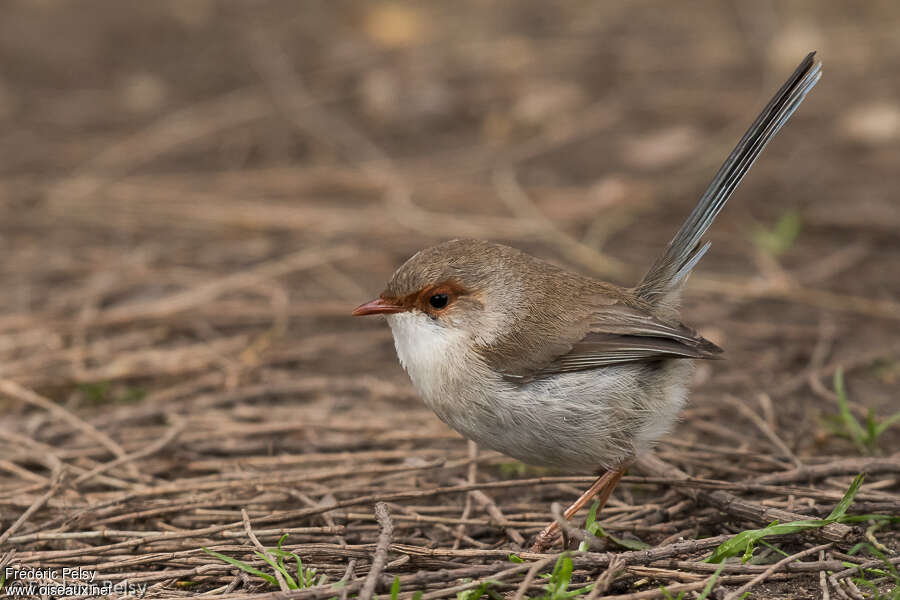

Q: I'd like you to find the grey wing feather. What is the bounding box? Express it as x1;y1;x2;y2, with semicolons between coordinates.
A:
502;304;722;381
586;304;719;349
535;334;719;374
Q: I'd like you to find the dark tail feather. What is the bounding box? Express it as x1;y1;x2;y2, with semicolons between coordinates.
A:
636;52;822;304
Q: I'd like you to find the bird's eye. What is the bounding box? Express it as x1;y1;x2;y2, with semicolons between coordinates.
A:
428;293;449;309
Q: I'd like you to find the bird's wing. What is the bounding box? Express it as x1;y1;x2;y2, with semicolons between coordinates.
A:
491;302;722;383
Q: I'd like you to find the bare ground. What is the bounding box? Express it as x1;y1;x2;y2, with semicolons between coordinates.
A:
1;2;898;598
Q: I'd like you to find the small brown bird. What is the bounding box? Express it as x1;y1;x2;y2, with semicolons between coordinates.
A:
354;53;821;550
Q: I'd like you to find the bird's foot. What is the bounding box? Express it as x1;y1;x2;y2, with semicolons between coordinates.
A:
529;467;625;553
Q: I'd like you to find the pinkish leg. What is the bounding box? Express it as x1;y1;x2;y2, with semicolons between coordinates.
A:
531;466;625;552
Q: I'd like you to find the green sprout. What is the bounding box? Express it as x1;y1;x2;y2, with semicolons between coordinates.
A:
826;368;900;454
77;381;146;405
203;534;327;590
455;579;502;600
535;554;593;600
577;499;650;552
751;210;802;255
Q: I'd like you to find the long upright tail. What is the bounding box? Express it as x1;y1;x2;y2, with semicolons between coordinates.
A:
636;52;821;306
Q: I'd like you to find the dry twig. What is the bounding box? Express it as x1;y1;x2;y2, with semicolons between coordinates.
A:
359;503;394;600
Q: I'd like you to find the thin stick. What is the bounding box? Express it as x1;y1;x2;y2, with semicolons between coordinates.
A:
586;556;625;600
470;489;526;546
757;455;900;484
453;441;479;549
0;550;16;575
339;559;357;600
0;379;134;474
0;470;64;546
419;562;533;600
242;508;290;593
512;556;556;600
73;421;184;485
96;245;357;327
723;395;802;468
723;543;832;600
819;548;832;600
359;503;393;600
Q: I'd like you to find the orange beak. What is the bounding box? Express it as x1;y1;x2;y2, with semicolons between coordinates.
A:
352;298;405;316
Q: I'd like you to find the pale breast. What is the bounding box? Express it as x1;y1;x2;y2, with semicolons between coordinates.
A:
385;312;471;402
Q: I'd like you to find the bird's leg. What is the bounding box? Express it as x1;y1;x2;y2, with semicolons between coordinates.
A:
530;466;626;552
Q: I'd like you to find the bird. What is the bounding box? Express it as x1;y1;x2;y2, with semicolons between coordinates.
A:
353;53;821;551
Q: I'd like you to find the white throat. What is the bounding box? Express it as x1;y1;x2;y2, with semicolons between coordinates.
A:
385;311;471;402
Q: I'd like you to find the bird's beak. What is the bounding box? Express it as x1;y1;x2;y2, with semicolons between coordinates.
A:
352;298;405;316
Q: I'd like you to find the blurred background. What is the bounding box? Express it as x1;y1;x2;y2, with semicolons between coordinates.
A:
1;1;898;480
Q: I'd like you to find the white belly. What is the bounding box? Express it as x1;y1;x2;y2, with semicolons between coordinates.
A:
386;312;691;472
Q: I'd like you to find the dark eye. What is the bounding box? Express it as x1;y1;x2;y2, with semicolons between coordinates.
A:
428;293;449;309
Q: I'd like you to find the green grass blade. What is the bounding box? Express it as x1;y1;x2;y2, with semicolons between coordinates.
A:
583;502;649;551
253;548;299;589
834;369;868;452
272;549;297;589
697;564;726;600
557;555;573;593
592;524;651;550
752;211;801;255
874;410;900;437
202;548;278;586
295;555;305;588
585;500;600;531
707;474;865;563
456;581;499;600
758;539;790;559
825;473;864;520
658;587;685;600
